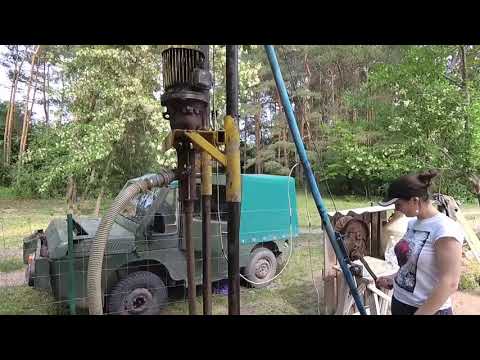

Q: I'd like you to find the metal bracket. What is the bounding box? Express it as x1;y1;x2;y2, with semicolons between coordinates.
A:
163;129;227;167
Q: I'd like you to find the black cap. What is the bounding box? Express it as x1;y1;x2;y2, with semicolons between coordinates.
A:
378;175;427;206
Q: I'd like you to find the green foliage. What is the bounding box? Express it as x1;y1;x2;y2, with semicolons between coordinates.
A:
325;45;479;200
459;260;480;291
4;45;480;201
17;46;176;197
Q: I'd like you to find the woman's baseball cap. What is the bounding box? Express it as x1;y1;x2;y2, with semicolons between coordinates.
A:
378;174;426;206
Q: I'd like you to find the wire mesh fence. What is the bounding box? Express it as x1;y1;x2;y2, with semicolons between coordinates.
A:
0;190;326;315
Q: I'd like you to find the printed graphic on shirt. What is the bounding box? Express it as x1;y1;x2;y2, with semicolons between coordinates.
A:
394;229;430;293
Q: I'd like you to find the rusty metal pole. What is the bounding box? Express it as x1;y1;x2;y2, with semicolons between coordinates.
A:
201;152;212;314
199;45;212;315
226;45;240;315
178;145;197;315
184;197;197;314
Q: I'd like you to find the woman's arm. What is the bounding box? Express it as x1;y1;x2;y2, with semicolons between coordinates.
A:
414;237;462;315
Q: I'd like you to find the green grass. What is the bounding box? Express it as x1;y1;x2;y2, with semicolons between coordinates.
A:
0;285;62;315
0;186;17;200
0;257;24;272
0;233;324;315
0;197;112;250
160;233;325;315
0;189;478;315
296;188;376;228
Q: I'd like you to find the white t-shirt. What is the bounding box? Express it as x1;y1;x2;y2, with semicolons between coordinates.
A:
393;212;465;310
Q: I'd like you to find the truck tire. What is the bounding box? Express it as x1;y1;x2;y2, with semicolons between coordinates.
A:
107;271;167;315
245;247;277;288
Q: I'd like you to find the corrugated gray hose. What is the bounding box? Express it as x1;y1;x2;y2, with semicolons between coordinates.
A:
87;170;176;315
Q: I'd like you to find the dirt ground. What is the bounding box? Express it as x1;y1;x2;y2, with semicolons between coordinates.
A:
0;269;25;288
452;291;480;315
0;249;25;288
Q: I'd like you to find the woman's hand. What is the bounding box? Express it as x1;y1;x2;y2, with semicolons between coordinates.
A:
376;276;394;290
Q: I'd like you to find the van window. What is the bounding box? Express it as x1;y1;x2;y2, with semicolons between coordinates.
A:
149;188;178;235
191;184;228;222
211;184;228;221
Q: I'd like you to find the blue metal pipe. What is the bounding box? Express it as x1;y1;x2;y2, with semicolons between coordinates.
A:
264;45;367;315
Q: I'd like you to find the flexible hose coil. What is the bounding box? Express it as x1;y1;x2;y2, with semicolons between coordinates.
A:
87;169;176;315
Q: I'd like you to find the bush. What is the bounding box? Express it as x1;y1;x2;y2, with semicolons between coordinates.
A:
459;260;480;291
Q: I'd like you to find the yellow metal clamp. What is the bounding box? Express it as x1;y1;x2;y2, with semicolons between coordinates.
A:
164;129;227;167
163;119;240;202
224;116;241;203
201;152;212;196
183;132;227;167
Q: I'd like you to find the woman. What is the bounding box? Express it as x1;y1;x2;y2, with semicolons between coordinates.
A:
376;170;465;315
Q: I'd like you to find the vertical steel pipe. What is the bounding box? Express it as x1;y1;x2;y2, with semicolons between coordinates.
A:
199;45;213;315
225;45;241;315
201;152;212;315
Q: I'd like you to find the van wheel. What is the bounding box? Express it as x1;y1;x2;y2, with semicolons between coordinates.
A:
107;271;167;315
245;247;277;288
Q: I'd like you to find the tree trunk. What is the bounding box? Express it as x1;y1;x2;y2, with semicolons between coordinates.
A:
60;71;65;124
66;176;77;214
243;116;247;173
78;168;96;213
296;102;305;182
3;48;25;165
29;62;40;116
42;62;49;124
330;68;335;122
19;46;41;159
283;128;288;168
94;186;105;217
3;74;16;165
459;45;472;173
6;72;22;164
255;112;262;174
94;158;112;216
460;45;470;106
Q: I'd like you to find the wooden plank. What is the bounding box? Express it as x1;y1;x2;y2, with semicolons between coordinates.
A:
335;273;349;315
323;221;339;314
367;291;380;315
324;277;336;315
378;211;387;259
370;212;378;257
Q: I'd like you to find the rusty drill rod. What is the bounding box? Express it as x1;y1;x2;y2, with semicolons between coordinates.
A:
184;199;197;314
358;256;378;282
201;152;213;315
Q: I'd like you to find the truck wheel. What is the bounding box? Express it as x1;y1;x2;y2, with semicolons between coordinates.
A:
245;247;277;288
107;271;167;315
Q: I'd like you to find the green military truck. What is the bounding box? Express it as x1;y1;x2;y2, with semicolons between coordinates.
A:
23;174;299;314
